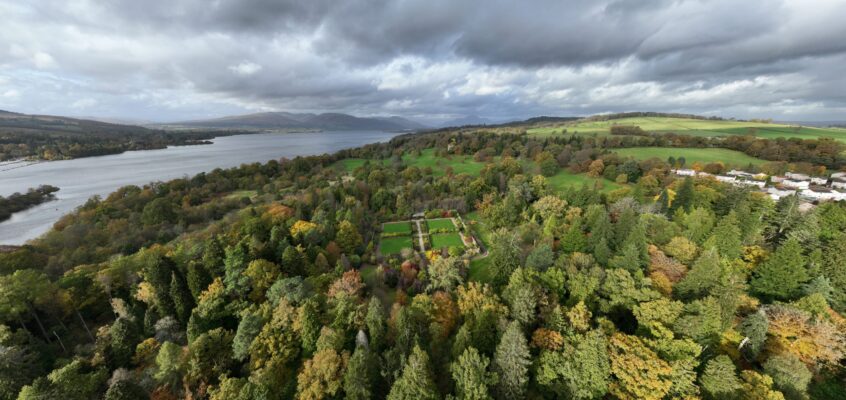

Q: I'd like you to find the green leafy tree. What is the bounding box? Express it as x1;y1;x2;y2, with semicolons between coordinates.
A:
104;380;149;400
296;348;348;400
110;317;141;367
763;354;812;400
186;262;212;300
17;360;108;400
154;341;185;390
488;229;521;287
739;310;769;361
699;355;741;400
675;248;722;299
170;272;195;324
751;238;808;301
703;212;743;261
428;256;464;292
387;345;438;400
336;220;363;255
344;347;373;400
560;219;587;253
671;177;694;213
188;328;235;386
493;321;531;400
365;297;386;351
451;347;497;400
536;330;610;399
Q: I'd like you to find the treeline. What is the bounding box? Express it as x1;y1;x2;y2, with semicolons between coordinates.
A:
583;111;726;122
599;130;846;170
0;129;247;161
0;129;844;399
0;185;59;222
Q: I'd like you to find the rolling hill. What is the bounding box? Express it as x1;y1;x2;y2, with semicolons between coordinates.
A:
170;112;427;131
525;114;846;142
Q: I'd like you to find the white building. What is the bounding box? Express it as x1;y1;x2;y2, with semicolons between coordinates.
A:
768;187;796;201
735;180;766;188
715;175;736;184
786;172;811;181
801;188;846;202
728;169;753;178
810;177;829;185
781;179;810;190
831;172;846;179
831;179;846;189
672;169;697;176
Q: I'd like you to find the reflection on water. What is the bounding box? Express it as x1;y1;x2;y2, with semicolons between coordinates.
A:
0;131;400;244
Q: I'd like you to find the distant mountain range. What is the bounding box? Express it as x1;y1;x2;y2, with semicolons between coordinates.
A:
167;112;427;131
0;109;155;136
439;115;496;127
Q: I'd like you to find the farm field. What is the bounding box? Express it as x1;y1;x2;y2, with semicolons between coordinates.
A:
430;232;464;249
614;147;766;167
380;236;414;255
382;221;412;234
547;170;623;193
527;117;846;142
427;218;456;232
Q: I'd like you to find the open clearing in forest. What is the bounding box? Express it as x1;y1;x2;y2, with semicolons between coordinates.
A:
614;147;766;167
527;117;846;142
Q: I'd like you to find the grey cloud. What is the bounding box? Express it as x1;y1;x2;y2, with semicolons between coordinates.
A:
0;0;845;122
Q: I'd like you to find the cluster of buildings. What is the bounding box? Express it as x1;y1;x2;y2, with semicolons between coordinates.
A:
672;169;846;202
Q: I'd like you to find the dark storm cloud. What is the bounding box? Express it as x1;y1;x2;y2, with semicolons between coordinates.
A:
0;0;845;122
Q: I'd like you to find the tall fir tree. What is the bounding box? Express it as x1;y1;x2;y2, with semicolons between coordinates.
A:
493;322;531;400
751;238;808;301
386;345;438;400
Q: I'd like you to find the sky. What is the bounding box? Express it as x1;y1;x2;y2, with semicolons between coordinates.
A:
1;0;845;125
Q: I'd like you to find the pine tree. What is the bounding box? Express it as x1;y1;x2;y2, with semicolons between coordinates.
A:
365;297;386;351
560;218;587;253
186;261;212;300
675;248;722;299
344;347;373;400
493;321;531;400
751;238;808;301
593;237;611;266
699;355;741;399
386;345;438;400
451;347;496;400
703;212;742;260
170;271;195;325
671;177;694;213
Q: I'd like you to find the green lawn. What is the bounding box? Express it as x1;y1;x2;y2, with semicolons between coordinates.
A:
468;256;493;283
614;147;766;167
547;170;623;193
335;149;489;176
380;236;414;255
430;233;464;249
427;218;456;232
526;117;846;142
383;221;413;235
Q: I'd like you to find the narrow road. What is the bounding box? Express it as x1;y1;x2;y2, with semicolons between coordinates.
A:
414;219;426;252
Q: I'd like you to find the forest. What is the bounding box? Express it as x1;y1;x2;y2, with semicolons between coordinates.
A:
0;185;59;222
1;127;845;400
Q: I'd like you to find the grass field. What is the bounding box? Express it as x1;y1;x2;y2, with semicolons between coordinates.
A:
380;236;414;255
427;218;456;232
336;148;627;195
430;233;464;249
614;147;766;167
526;117;846;142
336;149;488;176
383;221;413;235
547;170;623;193
468;256;493;283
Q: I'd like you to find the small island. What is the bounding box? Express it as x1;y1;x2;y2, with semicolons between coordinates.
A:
0;185;59;222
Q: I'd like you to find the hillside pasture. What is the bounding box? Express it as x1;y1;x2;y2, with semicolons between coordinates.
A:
527;117;846;142
614;147;766;167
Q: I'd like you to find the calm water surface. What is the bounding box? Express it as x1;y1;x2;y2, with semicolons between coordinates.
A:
0;131;400;244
